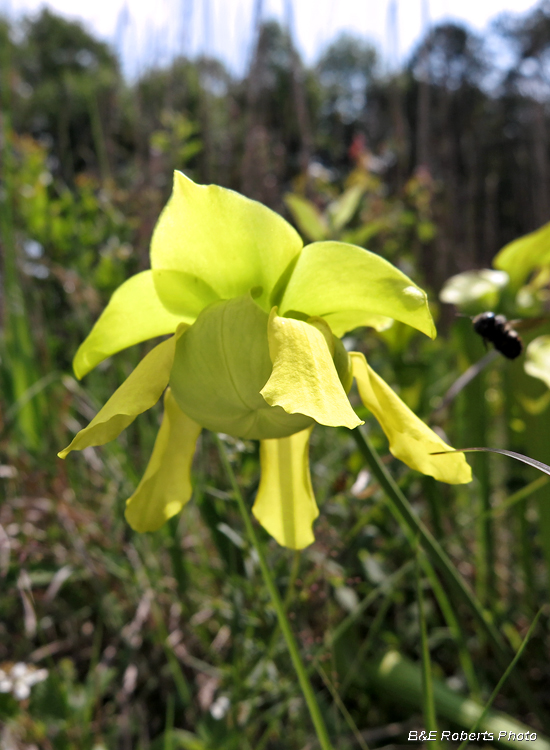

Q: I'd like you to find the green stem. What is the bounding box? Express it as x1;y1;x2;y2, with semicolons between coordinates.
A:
350;427;509;666
416;549;438;743
215;435;334;750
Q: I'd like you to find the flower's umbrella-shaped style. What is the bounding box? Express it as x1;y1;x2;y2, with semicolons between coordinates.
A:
59;172;471;549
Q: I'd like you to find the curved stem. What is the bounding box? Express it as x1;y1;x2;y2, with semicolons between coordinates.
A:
215;435;334;750
350;427;509;665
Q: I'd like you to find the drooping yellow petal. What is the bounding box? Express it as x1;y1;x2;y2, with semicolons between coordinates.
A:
151;171;303;312
350;352;472;484
59;326;187;458
74;271;186;379
260;310;362;430
277;241;436;338
125;389;202;533
253;427;318;549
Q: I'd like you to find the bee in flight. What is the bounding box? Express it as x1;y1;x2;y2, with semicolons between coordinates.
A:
472;312;523;360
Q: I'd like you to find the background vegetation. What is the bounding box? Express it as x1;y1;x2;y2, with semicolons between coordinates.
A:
2;2;550;747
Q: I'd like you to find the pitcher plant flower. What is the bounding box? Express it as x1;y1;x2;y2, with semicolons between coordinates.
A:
59;172;471;549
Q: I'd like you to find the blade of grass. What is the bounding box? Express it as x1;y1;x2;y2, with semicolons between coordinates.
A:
315;663;370;750
420;557;480;700
339;574;398;696
457;608;544;750
416;548;439;746
164;694;175;750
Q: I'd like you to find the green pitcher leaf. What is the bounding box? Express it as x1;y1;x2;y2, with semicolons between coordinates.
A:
278;241;436;338
351;352;472;484
439;269;509;312
261;309;363;430
284;193;329;242
327;183;365;232
73;271;185;379
494;221;550;290
525;335;550;389
125;389;202;533
59;328;186;458
151;171;303;312
253;426;318;549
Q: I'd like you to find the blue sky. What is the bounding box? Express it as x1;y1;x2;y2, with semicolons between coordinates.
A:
3;0;542;77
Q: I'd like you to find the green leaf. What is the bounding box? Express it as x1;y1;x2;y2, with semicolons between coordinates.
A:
125;388;202;532
253;426;318;549
73;271;185;378
59;328;186;458
279;241;436;338
494;221;550;290
525;335;550;389
284;193;329;241
431;446;550;477
260;310;362;430
439;269;508;312
327;184;364;232
151;172;303;312
351;352;472;483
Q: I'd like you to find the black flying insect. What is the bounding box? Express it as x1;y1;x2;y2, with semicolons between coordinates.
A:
472;312;523;360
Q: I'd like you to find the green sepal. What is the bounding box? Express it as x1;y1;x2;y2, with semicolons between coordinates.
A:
59;326;187;458
151;171;303;311
278;241;436;338
152;269;220;318
73;271;185;379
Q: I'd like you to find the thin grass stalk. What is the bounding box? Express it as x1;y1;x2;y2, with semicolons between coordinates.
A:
454;337;495;607
420;557;480;700
215;434;334;750
315;664;370;750
163;693;175;750
480;475;547;521
264;549;301;660
314;560;414;665
456;608;543;750
350;427;509;663
416;549;439;745
502;362;537;609
339;576;398;697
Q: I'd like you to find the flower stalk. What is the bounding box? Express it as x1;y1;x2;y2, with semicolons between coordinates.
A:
215;434;334;750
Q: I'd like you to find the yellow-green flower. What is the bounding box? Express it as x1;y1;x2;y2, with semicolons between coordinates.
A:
59;172;471;549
